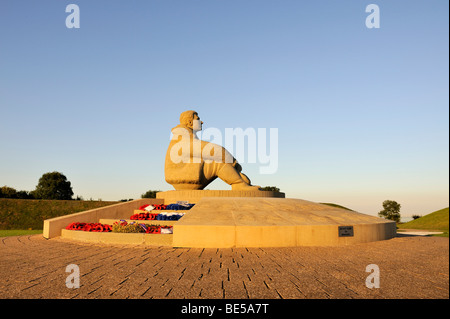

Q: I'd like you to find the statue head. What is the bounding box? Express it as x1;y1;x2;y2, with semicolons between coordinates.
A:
180;110;203;132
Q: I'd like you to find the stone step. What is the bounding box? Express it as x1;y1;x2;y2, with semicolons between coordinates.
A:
99;218;177;226
61;229;173;246
131;209;188;216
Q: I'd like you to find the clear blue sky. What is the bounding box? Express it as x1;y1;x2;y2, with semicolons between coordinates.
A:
1;0;448;217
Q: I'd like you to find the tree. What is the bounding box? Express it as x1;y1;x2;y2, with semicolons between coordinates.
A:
0;186;18;198
16;190;34;199
378;200;401;223
260;186;281;192
141;190;161;199
33;172;74;200
0;186;36;199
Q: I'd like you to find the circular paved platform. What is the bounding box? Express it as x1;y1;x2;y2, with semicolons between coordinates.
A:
0;234;448;299
173;197;396;247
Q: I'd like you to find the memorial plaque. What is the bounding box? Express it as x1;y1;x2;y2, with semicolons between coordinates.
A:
338;226;354;237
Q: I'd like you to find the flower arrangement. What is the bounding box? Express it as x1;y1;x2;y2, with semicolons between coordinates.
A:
139;204;167;211
130;212;184;221
111;220;143;233
112;220;173;234
65;220;174;234
156;212;184;220
130;212;159;220
65;222;112;232
138;203;194;211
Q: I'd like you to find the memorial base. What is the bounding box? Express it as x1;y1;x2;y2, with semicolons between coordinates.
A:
172;197;396;248
156;189;285;204
45;190;396;247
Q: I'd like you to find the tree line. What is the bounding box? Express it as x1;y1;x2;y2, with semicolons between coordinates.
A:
1;172;74;200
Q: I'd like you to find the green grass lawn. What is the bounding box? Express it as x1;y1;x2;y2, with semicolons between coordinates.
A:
0;229;43;237
398;207;449;231
0;198;118;230
430;232;449;237
398;207;449;237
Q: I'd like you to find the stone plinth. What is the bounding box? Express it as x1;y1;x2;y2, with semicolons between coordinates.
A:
61;229;173;246
156;190;285;204
173;197;396;248
44;191;396;248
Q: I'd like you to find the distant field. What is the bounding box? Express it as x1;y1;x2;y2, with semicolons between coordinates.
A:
0;198;118;230
398;207;449;234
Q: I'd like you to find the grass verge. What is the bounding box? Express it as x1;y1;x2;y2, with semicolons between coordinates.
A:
398;207;449;232
0;229;43;237
0;198;118;230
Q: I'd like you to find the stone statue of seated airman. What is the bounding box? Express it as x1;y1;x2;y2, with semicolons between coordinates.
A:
164;110;261;191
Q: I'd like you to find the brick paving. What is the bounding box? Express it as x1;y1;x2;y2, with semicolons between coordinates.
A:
0;234;448;299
